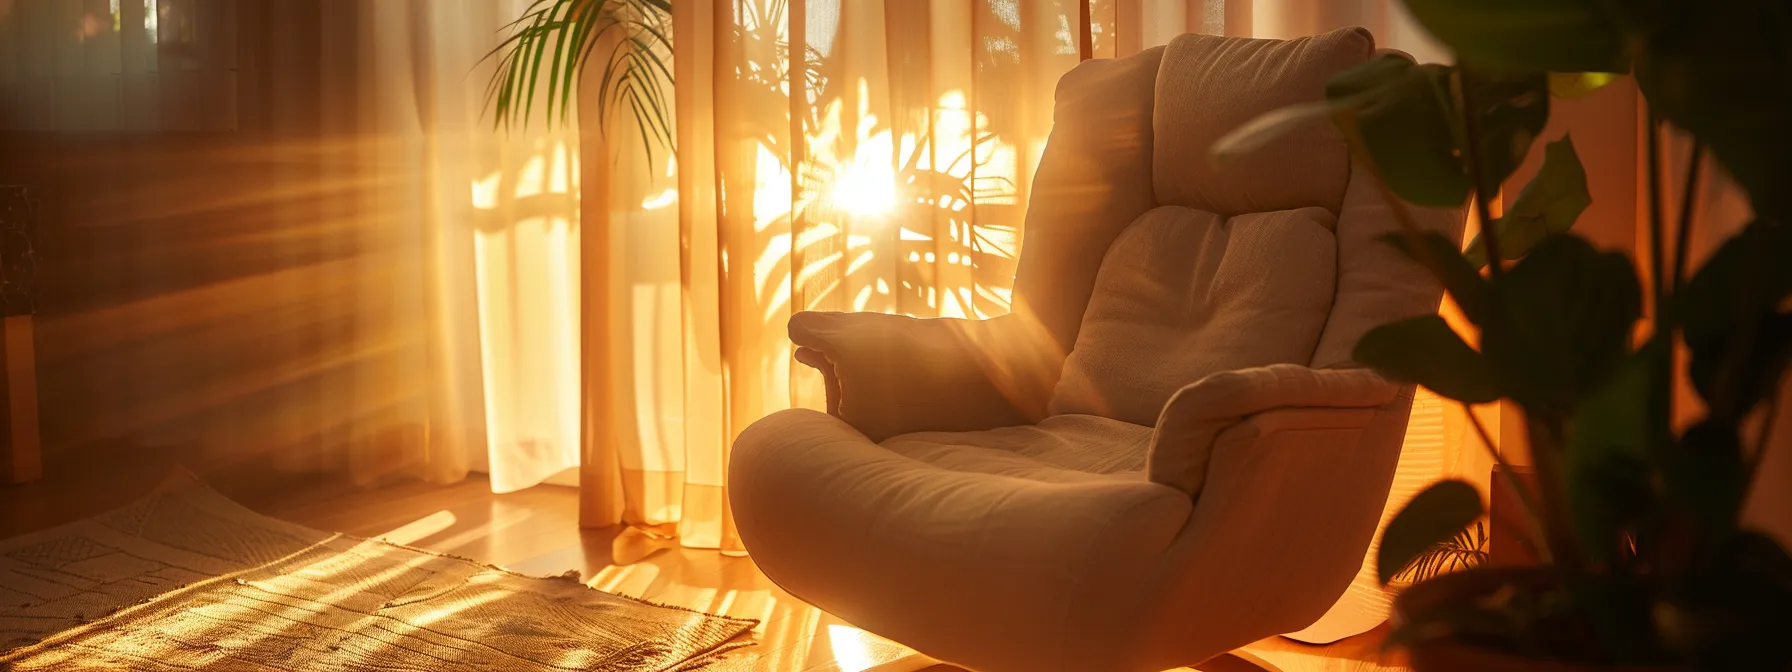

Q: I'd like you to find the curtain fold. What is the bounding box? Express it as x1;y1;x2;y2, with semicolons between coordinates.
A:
298;0;585;492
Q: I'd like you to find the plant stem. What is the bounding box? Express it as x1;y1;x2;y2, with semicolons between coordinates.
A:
1672;141;1706;294
1646;112;1667;328
1643;113;1677;484
1745;386;1782;483
1525;412;1588;573
1465;402;1551;564
1453;69;1503;281
1456;68;1585;571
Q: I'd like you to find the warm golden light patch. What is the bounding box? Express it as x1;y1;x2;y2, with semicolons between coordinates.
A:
376;510;459;545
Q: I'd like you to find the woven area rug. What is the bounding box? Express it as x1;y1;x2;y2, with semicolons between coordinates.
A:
0;473;755;671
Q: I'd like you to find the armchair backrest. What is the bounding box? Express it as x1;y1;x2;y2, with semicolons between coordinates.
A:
1011;28;1465;419
1011;46;1163;356
1312;148;1468;368
1150;30;1360;218
1008;29;1471;648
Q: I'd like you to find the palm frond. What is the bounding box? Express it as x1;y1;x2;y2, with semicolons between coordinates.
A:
484;0;675;163
1393;520;1491;585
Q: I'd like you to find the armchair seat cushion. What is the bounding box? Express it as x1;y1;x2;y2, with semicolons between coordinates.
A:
730;409;1191;672
884;414;1153;484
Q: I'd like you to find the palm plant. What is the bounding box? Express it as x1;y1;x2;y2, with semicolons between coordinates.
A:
1391;521;1490;586
485;0;675;163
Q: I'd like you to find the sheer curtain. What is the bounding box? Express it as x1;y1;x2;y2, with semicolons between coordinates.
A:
307;0;585;491
575;0;1488;574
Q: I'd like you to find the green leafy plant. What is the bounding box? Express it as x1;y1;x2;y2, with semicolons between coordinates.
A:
484;0;674;162
1223;0;1792;669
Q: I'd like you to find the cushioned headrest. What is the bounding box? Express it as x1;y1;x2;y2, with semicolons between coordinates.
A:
1152;27;1373;217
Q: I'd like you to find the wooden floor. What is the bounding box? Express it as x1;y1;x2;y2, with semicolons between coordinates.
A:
1;443;1405;672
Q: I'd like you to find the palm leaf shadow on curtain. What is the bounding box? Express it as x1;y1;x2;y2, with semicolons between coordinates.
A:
558;0;1083;550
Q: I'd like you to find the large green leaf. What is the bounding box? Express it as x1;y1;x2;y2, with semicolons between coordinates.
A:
1632;3;1792;216
1399;0;1628;73
1688;312;1792;423
1327;57;1470;207
1462;72;1551;196
1677;220;1792;418
1354;315;1501;403
1678;221;1792;342
1464;136;1593;269
1325;58;1547;207
1480;235;1642;412
1379;480;1486;584
1378;232;1494;325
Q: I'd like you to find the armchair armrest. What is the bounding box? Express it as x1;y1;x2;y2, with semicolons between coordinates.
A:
1146;363;1401;495
789;311;1062;441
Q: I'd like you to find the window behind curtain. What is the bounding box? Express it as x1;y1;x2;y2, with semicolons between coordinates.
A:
0;0;237;131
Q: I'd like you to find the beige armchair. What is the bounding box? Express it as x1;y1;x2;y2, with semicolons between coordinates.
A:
729;27;1466;672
